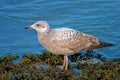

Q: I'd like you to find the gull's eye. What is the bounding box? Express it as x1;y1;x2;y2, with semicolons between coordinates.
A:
36;24;45;28
36;24;41;27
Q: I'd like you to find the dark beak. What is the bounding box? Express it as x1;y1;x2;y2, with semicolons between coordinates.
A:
24;26;32;29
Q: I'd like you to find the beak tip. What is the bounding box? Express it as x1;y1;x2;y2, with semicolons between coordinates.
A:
24;27;28;29
24;26;31;29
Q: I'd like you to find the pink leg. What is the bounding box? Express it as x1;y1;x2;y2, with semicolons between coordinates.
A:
64;55;68;70
56;55;68;70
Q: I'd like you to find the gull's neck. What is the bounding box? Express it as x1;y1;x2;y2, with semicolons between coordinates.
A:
37;29;50;41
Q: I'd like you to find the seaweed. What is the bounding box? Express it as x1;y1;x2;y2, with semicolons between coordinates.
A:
0;50;120;80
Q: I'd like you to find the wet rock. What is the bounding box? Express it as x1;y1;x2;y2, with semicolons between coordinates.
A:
0;50;120;80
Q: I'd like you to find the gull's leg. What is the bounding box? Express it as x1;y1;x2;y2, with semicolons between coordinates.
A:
56;56;66;70
64;55;68;70
56;55;68;70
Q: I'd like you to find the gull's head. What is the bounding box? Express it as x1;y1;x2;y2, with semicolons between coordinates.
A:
25;21;50;32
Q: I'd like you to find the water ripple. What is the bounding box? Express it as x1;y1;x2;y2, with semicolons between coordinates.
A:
0;0;120;58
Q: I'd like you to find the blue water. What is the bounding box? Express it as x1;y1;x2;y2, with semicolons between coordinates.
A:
0;0;120;58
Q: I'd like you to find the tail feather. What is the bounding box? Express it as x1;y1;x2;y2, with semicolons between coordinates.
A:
96;41;115;49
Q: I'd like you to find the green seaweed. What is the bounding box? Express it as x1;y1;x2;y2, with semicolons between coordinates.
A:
0;50;120;80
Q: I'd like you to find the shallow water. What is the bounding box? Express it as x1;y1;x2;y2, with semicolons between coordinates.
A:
0;0;120;58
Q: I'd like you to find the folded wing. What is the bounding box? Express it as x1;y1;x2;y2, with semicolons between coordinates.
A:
50;28;99;52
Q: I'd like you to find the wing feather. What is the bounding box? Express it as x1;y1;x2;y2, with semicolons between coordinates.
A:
49;28;99;52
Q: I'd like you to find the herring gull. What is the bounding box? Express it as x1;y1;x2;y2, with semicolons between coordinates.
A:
25;21;114;70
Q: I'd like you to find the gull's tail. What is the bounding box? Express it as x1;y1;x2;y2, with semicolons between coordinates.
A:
96;41;115;49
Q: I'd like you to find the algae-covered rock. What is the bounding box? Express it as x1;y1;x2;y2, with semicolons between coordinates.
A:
0;50;120;80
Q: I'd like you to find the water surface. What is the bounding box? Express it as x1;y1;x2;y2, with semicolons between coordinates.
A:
0;0;120;58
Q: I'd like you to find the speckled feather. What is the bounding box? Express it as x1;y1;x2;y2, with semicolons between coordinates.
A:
38;27;99;55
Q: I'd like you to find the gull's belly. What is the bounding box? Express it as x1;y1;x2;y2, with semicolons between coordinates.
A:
40;39;75;55
44;43;74;55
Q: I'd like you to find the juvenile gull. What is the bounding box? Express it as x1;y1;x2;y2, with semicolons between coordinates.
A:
25;21;114;70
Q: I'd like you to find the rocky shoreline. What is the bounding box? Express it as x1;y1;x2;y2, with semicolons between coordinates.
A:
0;50;120;80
